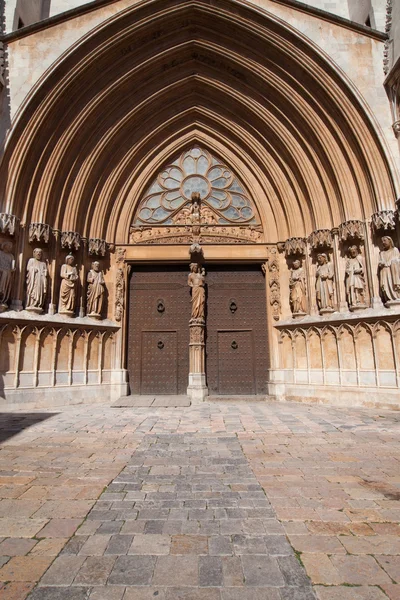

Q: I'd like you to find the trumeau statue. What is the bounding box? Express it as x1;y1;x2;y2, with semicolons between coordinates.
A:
188;262;206;321
87;261;105;319
315;253;335;313
0;241;15;312
345;245;366;310
289;259;307;315
59;254;78;316
26;248;48;313
378;235;400;305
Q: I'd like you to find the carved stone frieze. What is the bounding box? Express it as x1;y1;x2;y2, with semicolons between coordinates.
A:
88;238;107;256
29;223;51;244
338;220;365;242
371;210;396;233
129;224;263;245
308;229;333;250
61;231;81;251
284;237;306;257
0;213;18;236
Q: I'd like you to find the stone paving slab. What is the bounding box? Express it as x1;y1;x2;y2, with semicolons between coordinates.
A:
113;396;191;407
0;400;399;599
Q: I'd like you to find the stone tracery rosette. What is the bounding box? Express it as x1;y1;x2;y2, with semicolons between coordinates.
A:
130;146;264;245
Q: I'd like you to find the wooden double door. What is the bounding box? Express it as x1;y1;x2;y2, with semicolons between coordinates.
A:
128;264;269;395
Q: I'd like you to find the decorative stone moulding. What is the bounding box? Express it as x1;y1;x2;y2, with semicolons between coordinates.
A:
29;223;51;244
393;120;400;138
383;0;393;75
88;238;107;257
371;210;396;232
0;213;19;236
0;42;4;88
61;231;81;251
308;229;333;250
284;237;306;257
338;220;365;242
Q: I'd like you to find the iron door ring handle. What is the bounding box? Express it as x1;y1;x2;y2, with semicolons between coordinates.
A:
158;341;164;350
231;341;238;350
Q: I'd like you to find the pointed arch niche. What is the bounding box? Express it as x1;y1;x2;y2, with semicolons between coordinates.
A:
129;146;264;245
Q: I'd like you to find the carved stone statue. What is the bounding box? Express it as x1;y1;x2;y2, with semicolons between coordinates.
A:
345;245;366;310
59;254;78;316
188;262;206;321
190;192;201;224
26;248;48;313
315;253;335;313
87;261;105;318
0;241;15;311
378;236;400;305
289;259;307;316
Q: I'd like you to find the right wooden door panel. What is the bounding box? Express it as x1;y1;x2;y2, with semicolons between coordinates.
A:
217;330;255;395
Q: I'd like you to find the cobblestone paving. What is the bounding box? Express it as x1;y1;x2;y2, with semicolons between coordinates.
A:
0;401;399;599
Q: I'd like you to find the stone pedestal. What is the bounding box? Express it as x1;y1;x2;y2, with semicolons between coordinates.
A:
187;319;208;403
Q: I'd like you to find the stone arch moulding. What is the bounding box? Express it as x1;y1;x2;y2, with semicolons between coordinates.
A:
0;0;397;246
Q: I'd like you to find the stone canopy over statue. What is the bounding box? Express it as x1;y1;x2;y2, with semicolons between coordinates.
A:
188;262;206;322
378;236;400;305
0;241;16;312
26;248;48;313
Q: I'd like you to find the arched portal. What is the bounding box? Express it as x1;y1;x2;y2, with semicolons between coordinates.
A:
0;0;399;407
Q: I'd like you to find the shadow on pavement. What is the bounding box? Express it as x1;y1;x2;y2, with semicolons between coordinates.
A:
0;413;58;443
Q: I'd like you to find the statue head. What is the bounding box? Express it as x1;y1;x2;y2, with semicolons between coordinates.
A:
65;254;75;265
1;241;13;253
349;245;359;258
190;262;199;273
33;248;43;260
382;236;394;250
92;261;100;272
317;253;327;265
293;259;302;270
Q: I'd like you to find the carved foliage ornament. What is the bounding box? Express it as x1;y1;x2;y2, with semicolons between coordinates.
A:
29;223;51;244
88;238;107;257
0;42;4;88
371;210;396;232
61;231;81;251
284;237;306;257
338;220;365;242
0;213;18;236
308;229;333;250
384;0;393;75
263;249;281;322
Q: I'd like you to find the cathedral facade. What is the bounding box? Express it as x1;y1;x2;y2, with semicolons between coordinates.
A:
0;0;400;408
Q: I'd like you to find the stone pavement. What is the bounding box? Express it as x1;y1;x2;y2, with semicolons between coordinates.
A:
0;400;399;599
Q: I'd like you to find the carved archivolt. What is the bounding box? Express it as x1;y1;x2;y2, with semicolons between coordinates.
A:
0;214;18;236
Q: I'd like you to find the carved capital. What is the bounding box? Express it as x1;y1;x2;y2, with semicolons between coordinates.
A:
308;229;333;250
61;231;81;251
371;210;396;233
88;238;107;256
284;237;306;257
0;213;19;236
338;220;365;242
29;223;51;244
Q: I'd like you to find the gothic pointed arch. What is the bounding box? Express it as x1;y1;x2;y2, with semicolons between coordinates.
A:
130;145;263;245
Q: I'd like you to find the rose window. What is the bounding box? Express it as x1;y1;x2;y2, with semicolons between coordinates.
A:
133;146;260;226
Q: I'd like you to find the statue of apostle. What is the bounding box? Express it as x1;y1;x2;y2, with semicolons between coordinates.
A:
59;254;78;315
188;262;206;321
289;259;307;315
26;248;48;313
87;261;105;318
315;253;335;313
378;236;400;305
0;241;16;312
345;245;366;310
